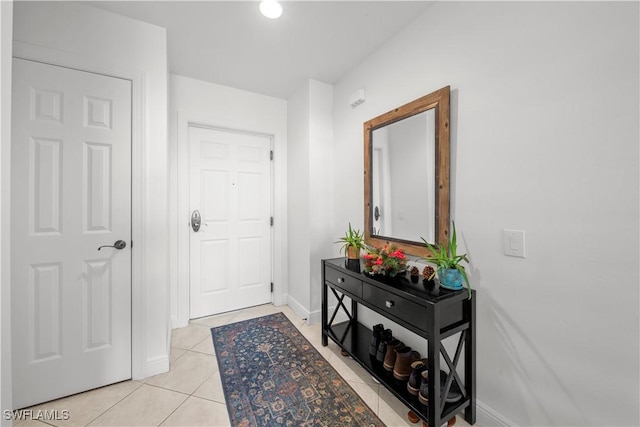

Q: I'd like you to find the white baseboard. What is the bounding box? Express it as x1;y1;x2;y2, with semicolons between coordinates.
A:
307;307;351;325
286;296;349;326
286;295;310;322
272;291;288;307
476;399;517;426
171;314;188;330
135;355;169;380
308;308;322;324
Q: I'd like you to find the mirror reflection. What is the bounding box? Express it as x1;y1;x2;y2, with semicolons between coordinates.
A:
364;85;450;257
371;109;435;242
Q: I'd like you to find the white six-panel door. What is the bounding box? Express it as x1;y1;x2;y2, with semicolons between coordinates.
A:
11;59;132;408
189;126;271;318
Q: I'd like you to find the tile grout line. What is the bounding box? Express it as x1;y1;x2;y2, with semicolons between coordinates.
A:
144;349;225;426
80;380;144;426
138;382;191;427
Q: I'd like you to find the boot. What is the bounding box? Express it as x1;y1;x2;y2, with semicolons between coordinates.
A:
419;370;463;406
418;370;429;406
406;358;428;395
375;329;392;362
393;347;420;381
382;339;404;371
369;324;384;356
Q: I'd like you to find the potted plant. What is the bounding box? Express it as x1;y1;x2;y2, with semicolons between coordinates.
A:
421;222;471;299
335;223;366;260
362;244;408;278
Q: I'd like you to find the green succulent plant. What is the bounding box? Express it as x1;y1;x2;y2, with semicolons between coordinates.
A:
335;223;366;257
421;221;471;299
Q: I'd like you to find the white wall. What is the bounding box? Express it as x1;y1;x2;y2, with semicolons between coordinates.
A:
287;79;334;321
11;1;170;380
308;80;335;319
332;2;639;426
0;1;13;421
168;74;288;327
287;82;311;317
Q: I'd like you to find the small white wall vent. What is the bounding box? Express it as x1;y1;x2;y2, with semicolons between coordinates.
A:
349;88;366;108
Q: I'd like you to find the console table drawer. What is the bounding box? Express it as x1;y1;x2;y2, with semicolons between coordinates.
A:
363;284;424;329
325;266;362;298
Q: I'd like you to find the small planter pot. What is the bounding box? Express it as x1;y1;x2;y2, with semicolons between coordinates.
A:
438;268;464;290
346;246;361;260
344;247;362;272
345;258;361;273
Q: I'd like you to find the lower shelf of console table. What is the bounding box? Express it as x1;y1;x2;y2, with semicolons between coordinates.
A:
321;257;476;426
325;320;471;424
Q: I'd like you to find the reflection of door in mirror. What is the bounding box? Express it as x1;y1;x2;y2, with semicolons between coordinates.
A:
372;138;392;236
371;109;435;243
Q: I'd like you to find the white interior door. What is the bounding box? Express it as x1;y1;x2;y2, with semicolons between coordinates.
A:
371;148;384;234
372;146;392;236
11;58;132;408
189;126;272;318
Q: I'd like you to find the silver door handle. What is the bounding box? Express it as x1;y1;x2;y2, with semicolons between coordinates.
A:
191;210;201;232
98;240;126;251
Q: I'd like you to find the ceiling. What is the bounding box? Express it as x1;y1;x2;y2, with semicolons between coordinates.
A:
86;1;433;99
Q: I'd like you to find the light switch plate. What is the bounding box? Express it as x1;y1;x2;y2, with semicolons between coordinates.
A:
503;229;525;258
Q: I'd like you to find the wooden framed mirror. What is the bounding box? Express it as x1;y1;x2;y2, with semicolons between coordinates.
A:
364;86;450;257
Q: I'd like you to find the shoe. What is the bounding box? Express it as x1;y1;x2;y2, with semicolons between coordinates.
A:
418;370;463;405
382;339;404;371
418;370;429;406
375;329;392;362
407;359;428;395
369;324;384;356
443;372;463;403
393;347;420;381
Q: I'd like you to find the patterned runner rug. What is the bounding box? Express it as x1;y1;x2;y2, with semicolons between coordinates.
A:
211;312;384;427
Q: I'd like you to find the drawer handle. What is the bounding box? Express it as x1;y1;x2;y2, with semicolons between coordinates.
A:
385;300;394;309
338;277;345;283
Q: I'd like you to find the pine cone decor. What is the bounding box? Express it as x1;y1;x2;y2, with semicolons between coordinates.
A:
410;266;420;283
422;265;435;281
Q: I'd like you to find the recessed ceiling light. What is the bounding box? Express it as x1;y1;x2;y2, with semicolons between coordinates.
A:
260;0;283;19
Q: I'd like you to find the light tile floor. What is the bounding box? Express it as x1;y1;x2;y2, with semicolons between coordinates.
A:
15;304;473;427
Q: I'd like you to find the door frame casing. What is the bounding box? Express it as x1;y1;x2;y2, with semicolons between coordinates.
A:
11;41;154;381
175;112;287;327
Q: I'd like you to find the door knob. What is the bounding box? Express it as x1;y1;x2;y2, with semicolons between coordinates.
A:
97;240;127;251
191;210;201;232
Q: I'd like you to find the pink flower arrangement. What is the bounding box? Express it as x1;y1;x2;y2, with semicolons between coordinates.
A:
363;244;408;277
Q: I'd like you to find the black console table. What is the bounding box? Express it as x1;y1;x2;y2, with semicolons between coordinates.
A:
321;257;476;426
